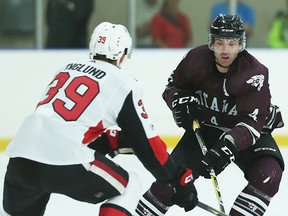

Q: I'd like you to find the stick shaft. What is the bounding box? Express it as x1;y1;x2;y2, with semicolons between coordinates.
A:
192;120;226;213
197;201;229;216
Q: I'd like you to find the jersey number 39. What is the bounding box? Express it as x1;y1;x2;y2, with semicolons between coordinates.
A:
37;72;99;121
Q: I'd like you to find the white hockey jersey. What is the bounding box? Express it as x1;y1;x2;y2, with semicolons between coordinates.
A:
6;60;162;166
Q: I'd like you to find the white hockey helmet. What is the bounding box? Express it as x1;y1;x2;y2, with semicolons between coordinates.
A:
89;22;132;68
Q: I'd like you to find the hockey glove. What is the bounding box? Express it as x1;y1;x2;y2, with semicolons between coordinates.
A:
263;104;284;133
171;91;200;131
170;166;198;212
88;129;134;158
199;138;238;178
135;167;198;215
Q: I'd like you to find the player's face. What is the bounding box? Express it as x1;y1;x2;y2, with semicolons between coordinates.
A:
213;38;241;71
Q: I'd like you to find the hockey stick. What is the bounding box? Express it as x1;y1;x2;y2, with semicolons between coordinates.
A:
197;201;229;216
192;119;226;213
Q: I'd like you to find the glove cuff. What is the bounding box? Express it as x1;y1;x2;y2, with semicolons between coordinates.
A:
106;129;120;150
221;137;239;160
178;168;194;186
169;166;194;189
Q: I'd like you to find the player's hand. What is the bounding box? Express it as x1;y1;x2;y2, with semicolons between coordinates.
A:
135;167;197;215
88;130;134;157
198;138;238;178
170;167;198;211
171;91;200;130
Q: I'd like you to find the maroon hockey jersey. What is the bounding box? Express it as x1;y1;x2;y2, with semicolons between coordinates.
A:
163;45;283;150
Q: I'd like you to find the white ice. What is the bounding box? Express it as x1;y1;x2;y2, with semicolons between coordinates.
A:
1;148;287;216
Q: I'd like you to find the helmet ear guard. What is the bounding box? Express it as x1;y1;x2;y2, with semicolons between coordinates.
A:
89;22;132;68
208;13;246;52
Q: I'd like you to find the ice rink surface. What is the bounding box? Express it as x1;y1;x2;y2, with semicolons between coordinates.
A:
1;148;287;216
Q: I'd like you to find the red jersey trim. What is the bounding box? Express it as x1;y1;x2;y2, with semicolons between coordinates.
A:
148;136;169;166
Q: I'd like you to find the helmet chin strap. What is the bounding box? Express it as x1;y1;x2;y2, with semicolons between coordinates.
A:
116;57;122;68
117;54;128;68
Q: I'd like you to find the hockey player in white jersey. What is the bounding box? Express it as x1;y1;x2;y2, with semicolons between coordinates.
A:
3;22;198;216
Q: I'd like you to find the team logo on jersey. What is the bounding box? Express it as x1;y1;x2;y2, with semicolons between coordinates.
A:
246;74;264;91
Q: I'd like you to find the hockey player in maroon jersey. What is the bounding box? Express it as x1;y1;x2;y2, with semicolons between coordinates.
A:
135;14;285;215
2;22;198;216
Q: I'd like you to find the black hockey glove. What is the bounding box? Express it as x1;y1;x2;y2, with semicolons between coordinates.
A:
171;91;200;131
170;166;198;212
135;167;198;215
198;138;238;178
88;129;134;158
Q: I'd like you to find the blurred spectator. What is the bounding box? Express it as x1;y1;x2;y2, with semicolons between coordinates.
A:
46;0;94;49
268;8;288;48
151;0;192;48
0;0;35;34
210;0;254;40
136;0;162;48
